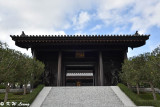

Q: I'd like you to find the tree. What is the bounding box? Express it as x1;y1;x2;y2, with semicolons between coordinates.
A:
142;46;160;100
0;41;45;101
131;55;146;95
31;58;45;88
151;45;160;82
120;45;160;100
120;56;143;94
140;53;159;100
120;58;133;88
16;55;44;95
0;45;20;102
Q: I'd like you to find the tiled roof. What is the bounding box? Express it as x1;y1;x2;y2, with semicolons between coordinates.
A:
10;31;150;38
10;31;150;49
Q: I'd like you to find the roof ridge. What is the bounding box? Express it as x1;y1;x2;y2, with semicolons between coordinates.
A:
10;31;150;37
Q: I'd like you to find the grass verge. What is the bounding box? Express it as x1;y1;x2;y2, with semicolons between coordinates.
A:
118;83;160;107
23;84;44;104
0;84;44;106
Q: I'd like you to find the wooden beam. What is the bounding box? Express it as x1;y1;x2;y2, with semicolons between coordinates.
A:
99;51;104;86
33;48;128;52
57;51;62;86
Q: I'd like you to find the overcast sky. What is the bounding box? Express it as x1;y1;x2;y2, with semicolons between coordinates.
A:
0;0;160;57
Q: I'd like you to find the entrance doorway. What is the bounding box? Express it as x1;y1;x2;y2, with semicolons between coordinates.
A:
65;65;95;86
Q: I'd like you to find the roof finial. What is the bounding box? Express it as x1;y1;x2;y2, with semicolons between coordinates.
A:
135;31;139;36
21;31;26;37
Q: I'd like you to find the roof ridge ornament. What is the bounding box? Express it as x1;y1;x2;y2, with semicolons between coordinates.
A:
21;31;26;37
135;31;139;36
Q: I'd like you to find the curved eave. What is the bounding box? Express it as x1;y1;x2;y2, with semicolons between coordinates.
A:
10;35;150;49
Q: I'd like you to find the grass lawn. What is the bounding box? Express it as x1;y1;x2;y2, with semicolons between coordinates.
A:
118;83;160;107
0;84;44;106
138;92;160;100
0;93;24;102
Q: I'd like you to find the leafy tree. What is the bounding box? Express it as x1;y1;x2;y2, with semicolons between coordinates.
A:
120;56;143;95
15;55;44;95
0;45;20;102
15;54;32;95
0;41;45;101
120;59;133;88
31;58;45;88
140;53;159;100
120;49;160;100
131;55;146;94
141;46;160;100
120;48;160;99
151;45;160;84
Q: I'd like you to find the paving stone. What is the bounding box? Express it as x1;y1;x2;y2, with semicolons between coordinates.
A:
41;86;128;107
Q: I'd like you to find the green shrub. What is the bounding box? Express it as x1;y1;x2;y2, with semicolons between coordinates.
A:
13;92;30;95
118;83;160;107
0;84;5;89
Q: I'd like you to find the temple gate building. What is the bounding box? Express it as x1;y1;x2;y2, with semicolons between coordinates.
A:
11;31;150;86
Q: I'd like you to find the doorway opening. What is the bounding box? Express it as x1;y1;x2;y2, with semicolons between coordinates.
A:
65;65;95;86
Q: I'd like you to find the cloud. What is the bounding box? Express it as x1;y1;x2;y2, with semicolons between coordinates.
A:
96;0;134;26
90;25;101;31
1;0;159;35
0;0;95;31
96;0;160;33
0;0;94;56
72;11;91;30
0;0;160;57
129;0;160;32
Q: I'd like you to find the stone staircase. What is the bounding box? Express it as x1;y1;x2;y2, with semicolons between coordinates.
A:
31;86;137;107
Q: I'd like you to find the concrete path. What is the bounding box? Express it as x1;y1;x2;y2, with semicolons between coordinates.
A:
111;86;136;107
31;86;153;107
30;87;52;107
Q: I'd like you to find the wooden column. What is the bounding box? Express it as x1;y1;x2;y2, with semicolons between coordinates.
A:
93;71;95;86
57;51;62;86
124;48;128;60
95;64;98;86
99;51;104;86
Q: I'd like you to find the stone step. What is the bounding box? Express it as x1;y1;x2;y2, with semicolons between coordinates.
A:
31;86;141;107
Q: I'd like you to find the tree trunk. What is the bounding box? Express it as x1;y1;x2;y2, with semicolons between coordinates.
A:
30;83;33;89
149;82;157;100
4;84;10;102
23;84;27;95
136;83;140;95
13;84;16;89
127;83;131;89
20;84;23;88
